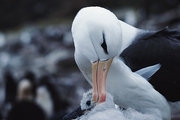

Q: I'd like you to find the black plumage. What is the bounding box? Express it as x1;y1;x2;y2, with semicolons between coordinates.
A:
6;101;45;120
121;27;180;102
4;70;17;105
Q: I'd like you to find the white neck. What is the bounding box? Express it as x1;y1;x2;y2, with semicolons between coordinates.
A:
119;20;143;53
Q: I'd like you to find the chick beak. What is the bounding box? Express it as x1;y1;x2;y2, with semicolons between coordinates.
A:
62;106;85;120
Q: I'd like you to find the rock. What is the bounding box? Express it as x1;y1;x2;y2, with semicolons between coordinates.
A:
62;31;73;47
0;52;10;68
43;25;70;41
0;33;6;48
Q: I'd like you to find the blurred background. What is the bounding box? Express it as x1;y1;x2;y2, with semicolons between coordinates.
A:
0;0;180;119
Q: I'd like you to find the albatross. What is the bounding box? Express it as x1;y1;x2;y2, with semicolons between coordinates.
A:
71;6;180;120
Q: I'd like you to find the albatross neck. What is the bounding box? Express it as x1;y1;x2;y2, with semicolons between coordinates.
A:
119;20;143;53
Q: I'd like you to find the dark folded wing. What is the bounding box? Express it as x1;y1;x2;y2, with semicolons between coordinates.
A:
121;27;180;102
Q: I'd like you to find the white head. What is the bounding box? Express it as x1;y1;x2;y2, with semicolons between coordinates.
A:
72;7;122;103
80;89;115;111
72;7;122;62
17;79;33;100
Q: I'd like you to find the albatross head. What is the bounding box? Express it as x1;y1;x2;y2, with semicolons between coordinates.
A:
72;7;122;103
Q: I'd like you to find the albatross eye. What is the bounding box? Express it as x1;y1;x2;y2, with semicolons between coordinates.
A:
101;33;108;54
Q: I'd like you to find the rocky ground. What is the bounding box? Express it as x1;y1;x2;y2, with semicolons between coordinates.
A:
0;23;91;113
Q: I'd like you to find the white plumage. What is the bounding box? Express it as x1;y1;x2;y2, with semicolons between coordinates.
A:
35;86;53;117
17;79;33;100
72;7;171;120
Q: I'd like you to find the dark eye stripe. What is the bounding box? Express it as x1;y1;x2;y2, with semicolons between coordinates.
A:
101;33;108;54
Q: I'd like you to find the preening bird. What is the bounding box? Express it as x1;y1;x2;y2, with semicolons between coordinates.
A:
71;6;180;120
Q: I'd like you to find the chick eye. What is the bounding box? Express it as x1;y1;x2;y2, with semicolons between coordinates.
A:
101;33;108;54
86;100;91;106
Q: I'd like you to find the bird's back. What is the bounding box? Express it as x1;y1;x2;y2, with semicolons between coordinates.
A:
121;27;180;102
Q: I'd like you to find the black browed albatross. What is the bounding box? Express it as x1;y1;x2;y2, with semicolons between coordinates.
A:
71;6;180;120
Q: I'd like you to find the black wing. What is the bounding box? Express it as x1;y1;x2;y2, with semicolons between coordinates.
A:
121;27;180;102
4;70;17;104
